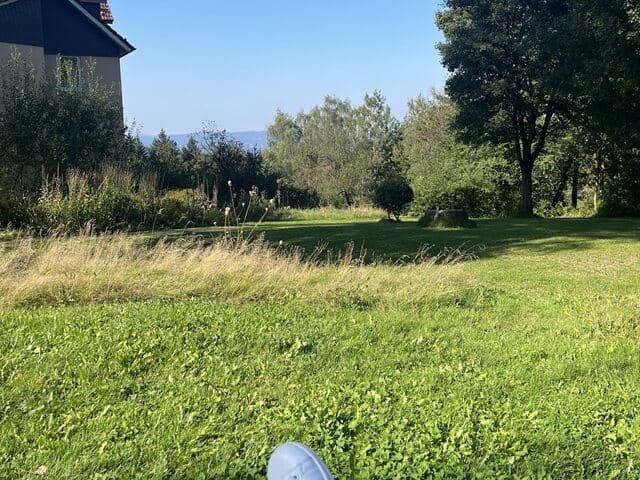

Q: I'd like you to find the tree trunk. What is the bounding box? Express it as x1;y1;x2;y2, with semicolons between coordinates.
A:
512;103;554;217
571;161;579;209
514;129;536;217
551;159;572;207
519;163;534;216
343;191;354;208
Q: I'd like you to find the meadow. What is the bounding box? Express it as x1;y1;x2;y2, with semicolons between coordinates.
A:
1;214;640;479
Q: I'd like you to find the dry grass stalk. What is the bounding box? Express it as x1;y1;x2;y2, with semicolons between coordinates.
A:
0;231;475;310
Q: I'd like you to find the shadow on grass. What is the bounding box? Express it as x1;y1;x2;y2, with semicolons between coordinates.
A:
146;217;640;263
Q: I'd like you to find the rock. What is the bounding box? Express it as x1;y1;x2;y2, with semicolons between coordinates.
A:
436;209;469;222
423;209;439;221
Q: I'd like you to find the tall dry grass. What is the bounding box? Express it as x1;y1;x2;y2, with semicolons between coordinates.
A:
0;232;475;310
272;206;387;222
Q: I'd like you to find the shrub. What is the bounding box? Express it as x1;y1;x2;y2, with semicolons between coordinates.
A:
9;165;290;233
373;175;414;221
598;153;640;217
0;54;125;202
33;167;151;232
155;189;220;229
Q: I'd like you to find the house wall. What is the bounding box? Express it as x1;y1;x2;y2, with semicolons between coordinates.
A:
0;44;122;108
44;54;123;108
0;0;129;114
0;42;45;79
0;0;44;47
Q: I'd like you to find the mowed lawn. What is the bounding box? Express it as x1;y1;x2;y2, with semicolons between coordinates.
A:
1;218;640;478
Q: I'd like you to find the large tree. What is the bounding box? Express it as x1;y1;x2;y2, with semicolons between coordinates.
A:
264;93;400;207
436;0;584;215
437;0;640;216
571;0;640;214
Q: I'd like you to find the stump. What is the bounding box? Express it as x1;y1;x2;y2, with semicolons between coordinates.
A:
419;209;475;228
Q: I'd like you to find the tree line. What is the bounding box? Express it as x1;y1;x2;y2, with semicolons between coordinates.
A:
264;0;640;217
437;0;640;216
2;0;640;230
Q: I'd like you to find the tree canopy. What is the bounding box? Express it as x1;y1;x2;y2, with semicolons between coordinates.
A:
264;92;401;207
436;0;640;215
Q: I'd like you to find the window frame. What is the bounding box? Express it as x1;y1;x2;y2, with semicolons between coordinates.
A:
57;55;81;91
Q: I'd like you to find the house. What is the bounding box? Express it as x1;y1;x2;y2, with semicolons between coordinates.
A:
0;0;134;110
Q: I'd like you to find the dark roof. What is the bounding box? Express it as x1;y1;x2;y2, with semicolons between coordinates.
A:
0;0;134;57
66;0;134;56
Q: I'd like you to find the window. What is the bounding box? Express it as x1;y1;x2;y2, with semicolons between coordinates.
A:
58;56;81;91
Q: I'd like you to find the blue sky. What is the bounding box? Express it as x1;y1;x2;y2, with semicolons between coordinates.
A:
109;0;447;135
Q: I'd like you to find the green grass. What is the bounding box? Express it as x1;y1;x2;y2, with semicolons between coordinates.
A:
1;217;640;478
155;216;640;262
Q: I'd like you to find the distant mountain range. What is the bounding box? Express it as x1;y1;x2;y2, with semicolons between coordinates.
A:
139;131;268;151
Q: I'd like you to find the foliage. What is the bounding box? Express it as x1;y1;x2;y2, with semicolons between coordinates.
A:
403;94;519;217
148;130;191;189
23;166;227;233
575;0;640;146
436;0;640;217
0;53;125;202
122;130;151;177
436;0;582;215
596;146;640;217
569;1;640;216
373;174;414;221
264;92;400;207
0;55;281;229
33;166;151;232
197;124;277;208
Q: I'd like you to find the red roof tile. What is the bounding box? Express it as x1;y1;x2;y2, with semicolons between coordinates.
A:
100;2;113;23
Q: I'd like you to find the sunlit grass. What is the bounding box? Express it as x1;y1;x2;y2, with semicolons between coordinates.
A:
1;217;640;478
272;206;386;222
0;232;471;311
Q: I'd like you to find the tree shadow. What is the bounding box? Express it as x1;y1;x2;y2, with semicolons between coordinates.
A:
147;217;640;263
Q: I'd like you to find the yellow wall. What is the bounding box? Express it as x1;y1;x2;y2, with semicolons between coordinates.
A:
0;42;46;79
44;54;123;108
1;42;123;110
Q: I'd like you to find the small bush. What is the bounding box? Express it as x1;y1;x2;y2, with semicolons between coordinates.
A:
32;167;150;232
0;198;31;227
373;175;414;221
155;189;220;229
